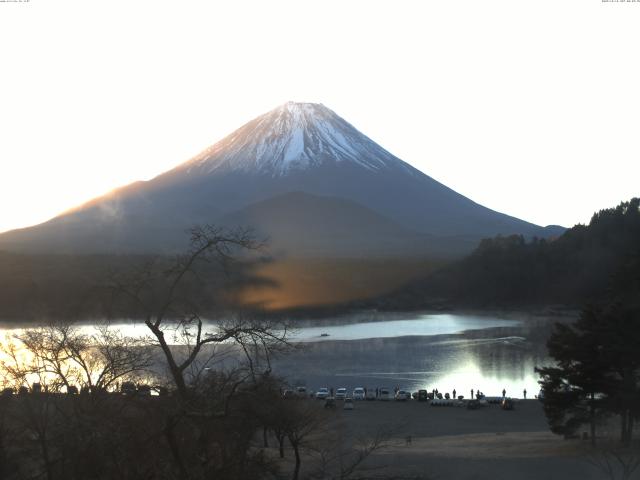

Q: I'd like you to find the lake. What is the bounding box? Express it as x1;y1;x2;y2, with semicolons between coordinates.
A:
271;311;566;399
0;311;568;398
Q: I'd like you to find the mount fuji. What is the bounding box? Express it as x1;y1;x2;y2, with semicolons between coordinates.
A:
0;102;563;256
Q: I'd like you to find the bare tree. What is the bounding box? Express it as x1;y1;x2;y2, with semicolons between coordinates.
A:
587;443;640;480
0;225;296;480
307;420;401;480
103;225;294;479
108;225;291;400
2;322;153;393
0;323;158;479
282;402;330;480
0;333;36;391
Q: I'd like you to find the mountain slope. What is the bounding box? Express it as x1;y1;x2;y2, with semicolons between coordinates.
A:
220;191;476;258
150;102;550;238
0;102;561;255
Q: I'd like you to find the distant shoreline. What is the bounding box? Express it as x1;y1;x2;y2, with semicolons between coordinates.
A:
0;306;580;329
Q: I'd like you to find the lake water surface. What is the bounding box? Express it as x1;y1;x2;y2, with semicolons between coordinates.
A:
271;311;566;399
1;311;568;399
289;313;520;341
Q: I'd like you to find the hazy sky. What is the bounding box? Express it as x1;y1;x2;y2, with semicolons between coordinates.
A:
1;0;638;234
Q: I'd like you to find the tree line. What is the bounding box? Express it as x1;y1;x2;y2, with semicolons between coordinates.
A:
381;198;640;309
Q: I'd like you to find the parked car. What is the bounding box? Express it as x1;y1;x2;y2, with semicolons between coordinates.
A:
378;387;392;401
343;398;354;410
316;387;330;400
335;387;347;400
121;382;136;395
365;389;376;401
352;387;365;400
282;389;295;399
137;385;152;396
395;390;411;401
295;386;307;398
417;389;429;402
155;386;169;397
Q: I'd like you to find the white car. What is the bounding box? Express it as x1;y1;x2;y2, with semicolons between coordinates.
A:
335;387;347;400
343;397;354;410
378;387;392;401
352;387;365;400
365;389;376;401
316;387;330;400
395;390;411;401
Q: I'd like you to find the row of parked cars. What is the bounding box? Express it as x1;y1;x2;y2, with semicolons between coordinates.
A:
288;387;521;409
287;386;414;401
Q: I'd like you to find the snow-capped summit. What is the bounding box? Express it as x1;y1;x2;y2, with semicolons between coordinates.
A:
184;102;412;176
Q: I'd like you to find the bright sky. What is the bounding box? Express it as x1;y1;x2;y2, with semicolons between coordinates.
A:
1;0;638;234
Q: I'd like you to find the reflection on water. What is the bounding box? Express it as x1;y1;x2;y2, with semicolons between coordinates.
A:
272;314;564;399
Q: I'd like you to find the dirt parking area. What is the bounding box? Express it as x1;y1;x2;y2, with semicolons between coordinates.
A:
336;398;550;438
289;399;604;480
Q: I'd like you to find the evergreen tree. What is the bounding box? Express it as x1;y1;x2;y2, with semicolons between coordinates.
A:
598;304;640;445
537;302;640;445
536;305;610;445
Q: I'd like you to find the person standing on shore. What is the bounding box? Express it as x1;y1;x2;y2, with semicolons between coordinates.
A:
523;388;527;399
502;388;506;398
471;389;474;399
453;389;456;399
